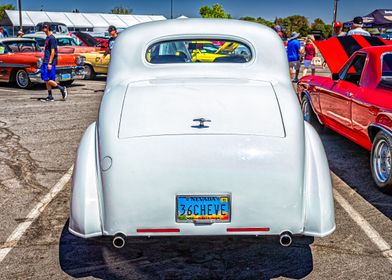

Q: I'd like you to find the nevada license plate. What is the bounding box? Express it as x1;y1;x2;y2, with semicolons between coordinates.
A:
61;73;71;80
176;194;231;223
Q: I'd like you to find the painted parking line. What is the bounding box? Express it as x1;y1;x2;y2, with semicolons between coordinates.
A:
0;89;18;93
0;165;74;263
332;173;392;264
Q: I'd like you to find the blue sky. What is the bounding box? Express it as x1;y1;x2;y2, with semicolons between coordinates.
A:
7;0;392;23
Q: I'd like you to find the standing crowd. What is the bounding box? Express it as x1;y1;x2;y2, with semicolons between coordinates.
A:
278;16;372;82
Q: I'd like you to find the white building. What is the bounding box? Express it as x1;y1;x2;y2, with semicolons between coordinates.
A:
0;10;166;35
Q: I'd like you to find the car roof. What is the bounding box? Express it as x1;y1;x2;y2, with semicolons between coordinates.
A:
0;38;36;43
24;32;72;39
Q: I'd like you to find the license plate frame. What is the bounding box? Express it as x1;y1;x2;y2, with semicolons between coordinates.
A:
176;193;231;223
60;73;72;81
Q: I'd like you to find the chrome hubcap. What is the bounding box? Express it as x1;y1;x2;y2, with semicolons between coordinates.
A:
373;139;392;183
301;98;310;122
17;71;28;87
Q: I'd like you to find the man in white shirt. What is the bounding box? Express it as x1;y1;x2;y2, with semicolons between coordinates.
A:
347;17;370;36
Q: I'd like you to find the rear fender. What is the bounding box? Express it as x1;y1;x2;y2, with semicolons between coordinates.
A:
69;122;103;238
303;122;335;237
368;114;392;142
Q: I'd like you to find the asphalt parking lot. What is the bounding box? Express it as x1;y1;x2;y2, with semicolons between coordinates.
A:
0;71;392;279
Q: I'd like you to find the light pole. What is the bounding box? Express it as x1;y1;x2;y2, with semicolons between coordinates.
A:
17;0;23;32
333;0;339;23
171;0;173;19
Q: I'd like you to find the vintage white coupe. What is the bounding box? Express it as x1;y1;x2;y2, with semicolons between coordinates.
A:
69;19;335;248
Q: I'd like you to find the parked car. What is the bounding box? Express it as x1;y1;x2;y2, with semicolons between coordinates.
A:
69;31;106;51
69;19;335;248
0;38;85;88
188;40;242;62
23;32;98;54
81;51;110;79
297;35;392;193
35;22;69;34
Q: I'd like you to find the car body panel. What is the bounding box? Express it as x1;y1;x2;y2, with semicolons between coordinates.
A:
70;18;335;238
82;51;110;74
298;38;392;150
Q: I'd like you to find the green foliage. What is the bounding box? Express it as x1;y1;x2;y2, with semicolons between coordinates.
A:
0;4;15;20
199;4;231;19
275;15;310;36
240;16;274;28
110;6;132;15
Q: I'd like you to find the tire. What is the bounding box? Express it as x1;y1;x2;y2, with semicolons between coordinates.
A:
15;69;32;89
301;94;323;133
59;80;74;87
84;64;96;80
370;131;392;194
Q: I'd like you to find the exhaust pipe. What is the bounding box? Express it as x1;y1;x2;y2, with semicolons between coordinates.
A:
112;233;126;249
279;232;293;247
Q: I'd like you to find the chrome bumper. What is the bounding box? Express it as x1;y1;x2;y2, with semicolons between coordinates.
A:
29;66;85;83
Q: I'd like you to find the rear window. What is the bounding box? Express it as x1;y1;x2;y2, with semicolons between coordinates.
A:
382;53;392;77
146;39;252;64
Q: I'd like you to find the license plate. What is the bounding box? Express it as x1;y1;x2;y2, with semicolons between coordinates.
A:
61;73;71;80
176;194;231;223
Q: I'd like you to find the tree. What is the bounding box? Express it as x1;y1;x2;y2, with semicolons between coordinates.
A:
110;6;132;15
275;15;310;36
240;16;274;28
311;18;326;36
199;4;231;19
0;4;15;20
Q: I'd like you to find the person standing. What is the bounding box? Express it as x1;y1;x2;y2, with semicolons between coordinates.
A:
302;37;316;77
287;31;302;83
332;21;346;37
99;25;118;63
0;27;4;38
347;17;370;36
41;23;67;102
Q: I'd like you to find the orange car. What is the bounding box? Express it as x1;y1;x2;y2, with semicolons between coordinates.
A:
0;38;85;89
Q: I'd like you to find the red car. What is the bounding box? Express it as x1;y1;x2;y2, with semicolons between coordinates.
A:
297;35;392;193
0;38;85;89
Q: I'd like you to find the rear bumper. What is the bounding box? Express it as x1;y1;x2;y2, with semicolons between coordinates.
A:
69;123;336;239
29;65;85;83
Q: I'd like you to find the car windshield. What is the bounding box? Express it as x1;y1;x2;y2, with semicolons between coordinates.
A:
3;41;40;53
146;39;252;64
57;37;81;46
382;53;392;77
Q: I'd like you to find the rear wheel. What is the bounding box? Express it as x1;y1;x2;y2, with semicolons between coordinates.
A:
301;94;323;132
371;131;392;194
15;69;32;89
84;64;96;80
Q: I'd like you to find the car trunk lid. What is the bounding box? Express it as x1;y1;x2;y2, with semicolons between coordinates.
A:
119;79;285;139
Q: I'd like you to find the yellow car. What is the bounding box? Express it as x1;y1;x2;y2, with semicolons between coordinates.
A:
190;41;240;62
82;52;111;79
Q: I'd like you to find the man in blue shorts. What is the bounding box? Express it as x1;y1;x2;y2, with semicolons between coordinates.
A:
287;31;303;83
41;23;67;102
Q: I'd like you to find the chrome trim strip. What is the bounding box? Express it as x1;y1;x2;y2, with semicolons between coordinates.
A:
0;63;31;68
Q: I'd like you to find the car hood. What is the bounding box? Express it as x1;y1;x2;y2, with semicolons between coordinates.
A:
315;35;392;74
119;79;285;139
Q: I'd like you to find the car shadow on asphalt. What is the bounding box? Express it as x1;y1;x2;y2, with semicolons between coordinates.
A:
320;128;392;220
59;221;314;280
